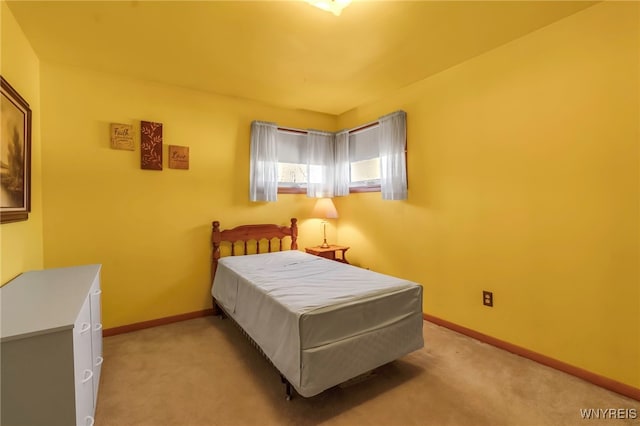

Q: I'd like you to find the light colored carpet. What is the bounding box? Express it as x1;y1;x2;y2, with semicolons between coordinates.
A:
95;317;639;426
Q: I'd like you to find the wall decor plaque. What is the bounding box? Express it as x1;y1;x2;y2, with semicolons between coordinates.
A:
168;145;189;170
140;121;162;170
110;123;134;150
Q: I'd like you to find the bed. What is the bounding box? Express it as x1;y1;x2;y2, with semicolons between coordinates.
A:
211;218;424;399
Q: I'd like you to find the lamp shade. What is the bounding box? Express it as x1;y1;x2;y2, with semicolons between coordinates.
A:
311;198;338;219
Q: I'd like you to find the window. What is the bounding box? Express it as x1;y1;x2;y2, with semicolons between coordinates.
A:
349;124;381;192
276;129;307;193
275;124;383;194
267;110;406;198
276;129;335;196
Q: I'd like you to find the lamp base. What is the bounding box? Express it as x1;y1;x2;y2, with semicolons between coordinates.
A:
320;221;330;248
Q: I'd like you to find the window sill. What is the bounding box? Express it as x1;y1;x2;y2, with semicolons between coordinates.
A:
278;187;306;194
277;186;381;194
350;186;380;193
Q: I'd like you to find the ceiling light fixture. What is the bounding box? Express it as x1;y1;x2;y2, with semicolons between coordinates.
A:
305;0;352;16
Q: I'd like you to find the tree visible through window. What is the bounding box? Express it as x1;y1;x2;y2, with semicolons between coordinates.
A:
278;163;307;185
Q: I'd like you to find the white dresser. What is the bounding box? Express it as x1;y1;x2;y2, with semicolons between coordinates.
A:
0;264;103;426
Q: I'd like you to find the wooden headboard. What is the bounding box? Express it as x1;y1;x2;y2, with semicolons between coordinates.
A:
211;218;298;282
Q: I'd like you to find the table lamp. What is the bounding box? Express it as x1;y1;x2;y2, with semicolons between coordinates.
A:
311;198;338;248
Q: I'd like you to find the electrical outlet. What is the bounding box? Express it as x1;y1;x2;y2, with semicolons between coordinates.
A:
483;291;493;307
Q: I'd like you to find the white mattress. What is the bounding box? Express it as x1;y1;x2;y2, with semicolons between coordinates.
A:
212;250;423;397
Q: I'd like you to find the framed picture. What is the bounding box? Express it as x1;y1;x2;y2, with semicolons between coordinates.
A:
1;77;32;224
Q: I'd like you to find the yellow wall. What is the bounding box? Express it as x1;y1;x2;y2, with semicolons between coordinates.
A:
0;1;44;284
39;62;337;329
9;0;638;392
336;2;639;388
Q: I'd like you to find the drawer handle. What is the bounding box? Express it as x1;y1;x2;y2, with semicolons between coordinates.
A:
85;415;95;426
93;289;102;296
81;369;93;384
96;356;104;366
79;323;91;334
94;323;103;331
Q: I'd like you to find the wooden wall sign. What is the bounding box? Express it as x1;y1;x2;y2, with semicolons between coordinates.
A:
110;123;134;150
140;121;162;170
168;145;189;170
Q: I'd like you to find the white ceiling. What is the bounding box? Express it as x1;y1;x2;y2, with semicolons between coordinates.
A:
7;1;596;115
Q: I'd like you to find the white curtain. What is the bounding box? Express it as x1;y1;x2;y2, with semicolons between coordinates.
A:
334;130;350;196
379;110;407;200
306;130;335;198
249;121;278;202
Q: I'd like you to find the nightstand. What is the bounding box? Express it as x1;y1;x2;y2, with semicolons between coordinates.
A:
305;245;350;264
